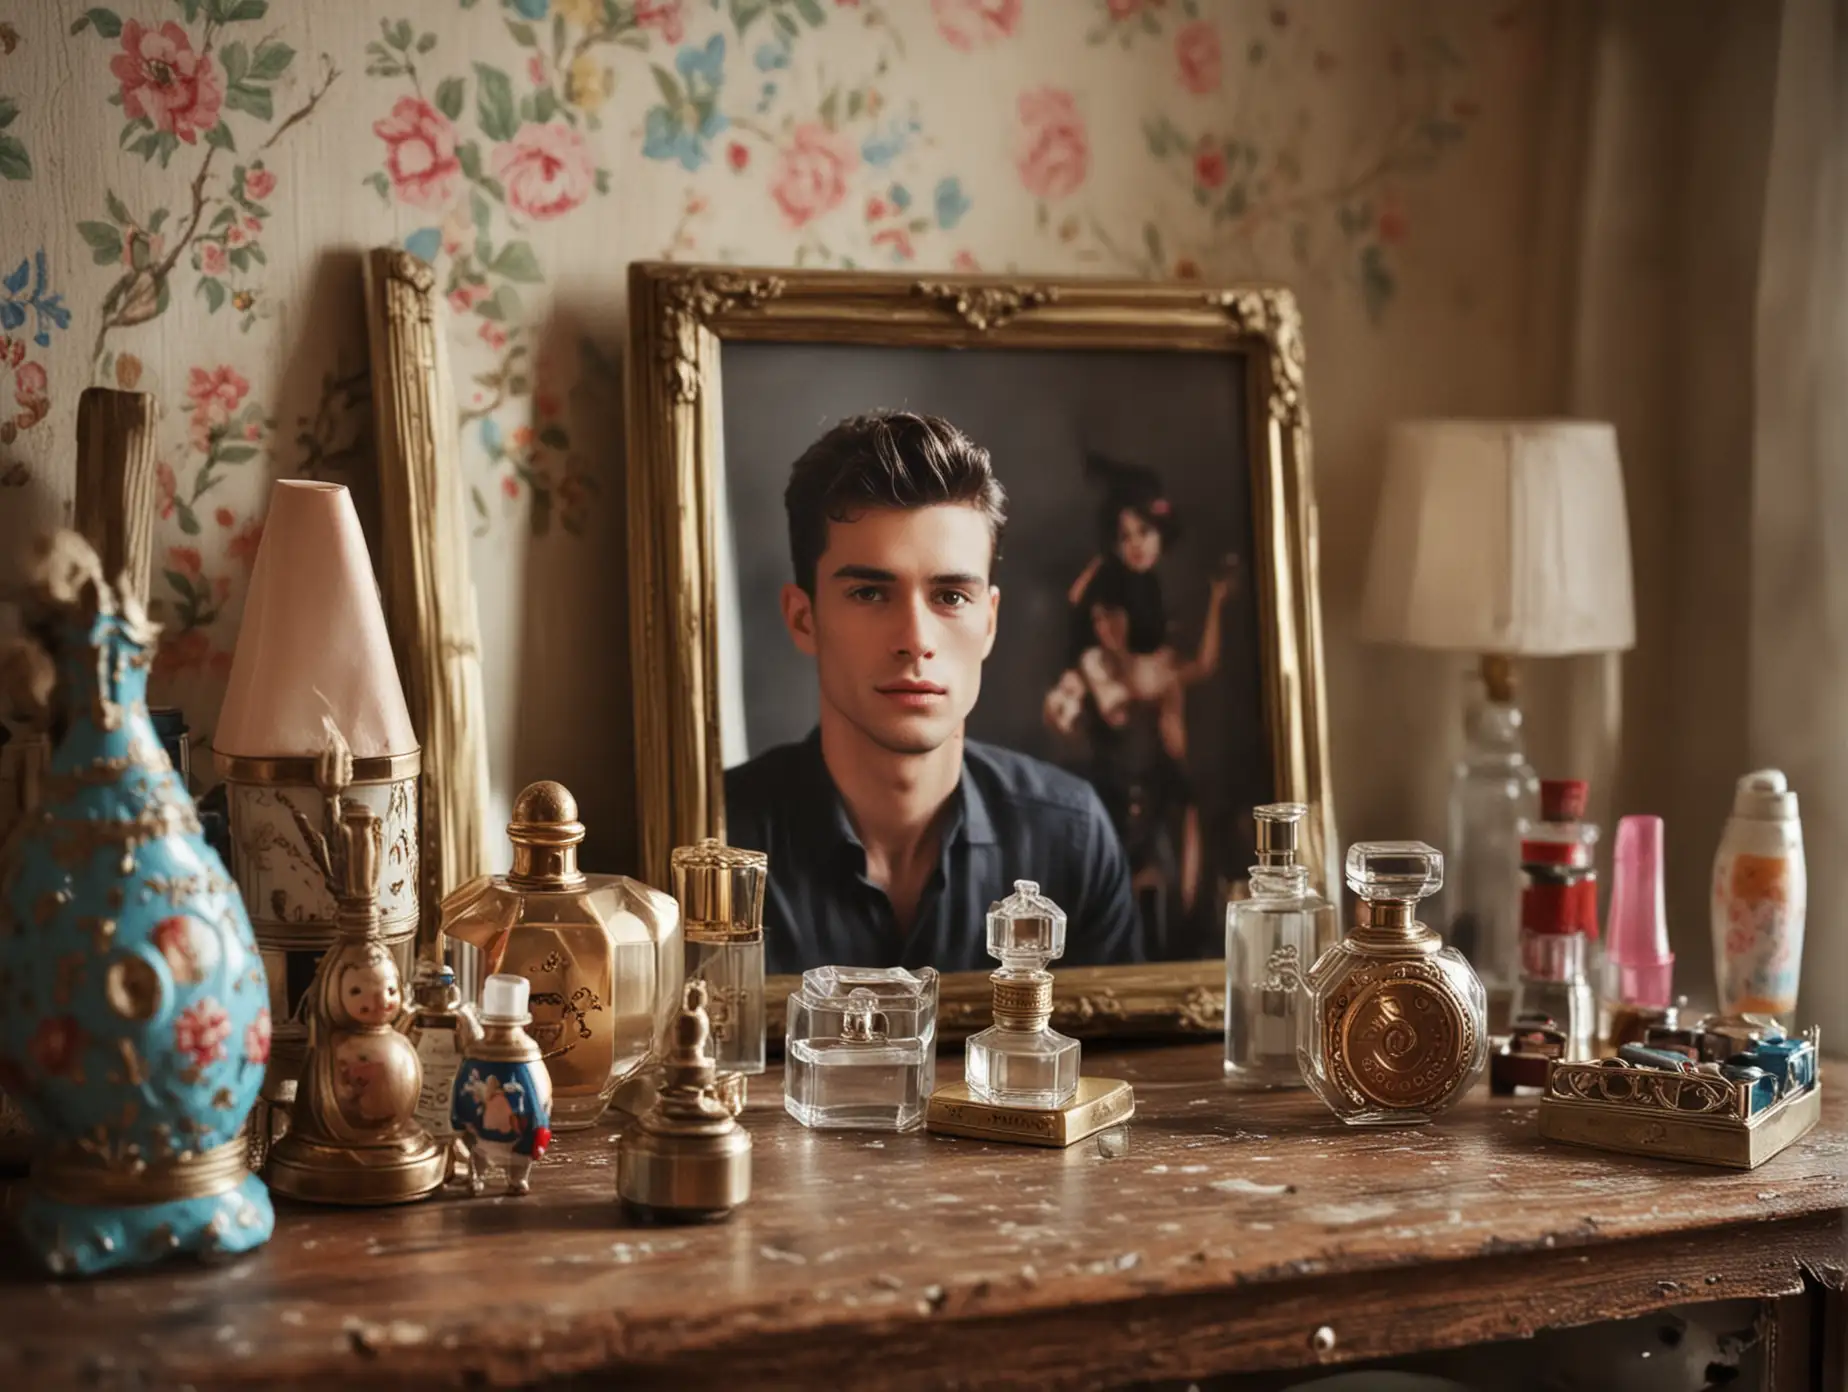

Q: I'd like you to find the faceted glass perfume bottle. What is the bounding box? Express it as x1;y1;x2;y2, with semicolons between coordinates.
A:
785;966;939;1131
1446;682;1540;992
442;782;683;1130
966;880;1080;1109
1298;843;1488;1126
1225;802;1338;1088
672;839;768;1076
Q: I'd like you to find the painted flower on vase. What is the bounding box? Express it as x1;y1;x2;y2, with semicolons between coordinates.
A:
372;97;462;210
492;122;595;221
1015;88;1088;200
29;1017;83;1077
153;916;210;984
1175;21;1221;93
772;123;858;228
245;1010;272;1067
110;20;224;145
173;999;231;1069
932;0;1022;52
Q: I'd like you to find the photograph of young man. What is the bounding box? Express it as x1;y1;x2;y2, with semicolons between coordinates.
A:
724;410;1145;974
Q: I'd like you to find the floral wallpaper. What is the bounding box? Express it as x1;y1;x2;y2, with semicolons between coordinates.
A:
0;0;1551;863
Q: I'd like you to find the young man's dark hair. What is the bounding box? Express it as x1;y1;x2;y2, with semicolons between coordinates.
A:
784;410;1008;594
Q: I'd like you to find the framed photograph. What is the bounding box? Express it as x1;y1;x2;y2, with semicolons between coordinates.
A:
625;264;1333;1039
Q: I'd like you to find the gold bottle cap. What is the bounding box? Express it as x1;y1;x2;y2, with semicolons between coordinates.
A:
991;971;1054;1030
617;981;752;1221
671;838;767;944
505;781;587;890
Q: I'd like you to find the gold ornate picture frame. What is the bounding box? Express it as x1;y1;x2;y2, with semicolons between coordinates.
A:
625;263;1334;1040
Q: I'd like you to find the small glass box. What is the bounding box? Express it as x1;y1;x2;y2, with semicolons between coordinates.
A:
785;966;939;1132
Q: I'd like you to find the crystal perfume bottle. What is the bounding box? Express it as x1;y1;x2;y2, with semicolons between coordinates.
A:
1445;667;1541;993
785;967;939;1131
1298;843;1488;1126
442;781;683;1130
672;839;768;1077
1225;802;1337;1088
966;880;1080;1109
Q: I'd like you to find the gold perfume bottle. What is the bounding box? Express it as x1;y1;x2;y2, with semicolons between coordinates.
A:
1296;842;1488;1126
442;781;683;1129
671;839;768;1076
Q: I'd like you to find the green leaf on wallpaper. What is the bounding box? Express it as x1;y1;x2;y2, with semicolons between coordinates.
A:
1141;118;1168;158
471;485;488;522
75;8;123;37
249;244;266;265
436;77;466;121
148;207;168;232
593;167;610;194
475;292;505;323
105;188;131;225
180;0;204;20
250;41;295;81
0;136;27;182
457;140;483;180
496;285;523;320
164;570;197;605
650;66;682;109
212;205;237;230
177;505;201;537
475;63;517;143
417;32;438;54
198;277;227;312
772;10;799;40
229;247;251;273
1359;244;1394;322
532;87;558;123
216;0;269;23
730;0;767;36
1143;223;1164;268
480;175;506;202
474;233;492;265
221;42;249;85
225;83;273;121
0;98;17;131
78;220;123;264
364;170;392;203
505;20;537;48
206;121;236;152
469;188;491;229
217;445;259;463
387;19;414;51
794;0;827;27
818;89;839;129
493;241;542;283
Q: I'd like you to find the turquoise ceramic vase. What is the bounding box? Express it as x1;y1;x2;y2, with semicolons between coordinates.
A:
0;535;273;1275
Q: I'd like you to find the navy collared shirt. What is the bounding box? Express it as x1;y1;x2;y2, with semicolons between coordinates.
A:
725;731;1144;974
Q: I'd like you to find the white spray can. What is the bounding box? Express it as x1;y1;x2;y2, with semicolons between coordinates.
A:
1710;769;1807;1020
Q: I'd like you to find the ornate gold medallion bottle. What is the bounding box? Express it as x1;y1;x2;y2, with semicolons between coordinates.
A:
671;839;768;1076
1296;842;1488;1126
441;781;683;1129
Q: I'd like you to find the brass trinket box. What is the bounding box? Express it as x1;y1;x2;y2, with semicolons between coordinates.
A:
1538;1027;1822;1169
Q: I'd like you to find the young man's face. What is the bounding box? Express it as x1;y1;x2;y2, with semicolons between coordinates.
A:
781;503;1000;757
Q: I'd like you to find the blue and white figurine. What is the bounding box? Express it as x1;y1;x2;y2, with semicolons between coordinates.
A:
0;533;272;1275
451;973;552;1196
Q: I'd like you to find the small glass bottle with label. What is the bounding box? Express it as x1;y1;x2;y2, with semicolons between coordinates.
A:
672;839;768;1076
965;880;1079;1110
1298;843;1488;1126
785;966;938;1131
1224;802;1337;1088
397;961;478;1174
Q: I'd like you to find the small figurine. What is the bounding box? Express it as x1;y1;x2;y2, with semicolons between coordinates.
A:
451;974;553;1196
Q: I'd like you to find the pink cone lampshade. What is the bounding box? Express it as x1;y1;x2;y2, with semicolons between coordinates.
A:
215;480;416;759
1604;814;1674;1007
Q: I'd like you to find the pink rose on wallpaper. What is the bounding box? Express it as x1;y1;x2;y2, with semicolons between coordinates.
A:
156;461;178;520
448;283;490;314
111;20;224;145
1175;22;1222;94
197;241;227;275
771;123;858;228
1193;137;1227;189
14;360;46;406
635;0;686;43
245;164;278;200
228;519;264;569
931;0;1021;52
173;999;231;1069
1014;88;1088;201
480;321;509;351
186;365;250;445
167;545;203;578
492;123;594;221
372;97;462;210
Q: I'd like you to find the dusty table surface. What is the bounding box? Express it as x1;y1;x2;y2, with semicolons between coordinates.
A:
1;1043;1844;1390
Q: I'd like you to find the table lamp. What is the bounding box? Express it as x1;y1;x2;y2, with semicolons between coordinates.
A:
1358;420;1635;991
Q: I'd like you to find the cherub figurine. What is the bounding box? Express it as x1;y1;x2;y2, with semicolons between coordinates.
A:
451;973;553;1197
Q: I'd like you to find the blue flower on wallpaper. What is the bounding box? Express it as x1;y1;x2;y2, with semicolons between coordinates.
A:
403;227;442;264
508;0;549;18
1;251;70;348
643;36;729;172
933;177;971;230
861;116;920;169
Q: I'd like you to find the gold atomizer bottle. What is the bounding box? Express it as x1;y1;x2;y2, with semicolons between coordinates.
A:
671;839;768;1076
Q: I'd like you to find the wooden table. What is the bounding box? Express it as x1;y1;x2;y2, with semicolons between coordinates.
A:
1;1044;1843;1390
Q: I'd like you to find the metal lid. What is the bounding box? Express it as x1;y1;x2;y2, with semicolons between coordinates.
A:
506;780;586;889
672;838;768;943
1252;802;1307;865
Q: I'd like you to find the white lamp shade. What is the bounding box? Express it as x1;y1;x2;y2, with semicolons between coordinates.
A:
214;479;417;759
1359;420;1636;656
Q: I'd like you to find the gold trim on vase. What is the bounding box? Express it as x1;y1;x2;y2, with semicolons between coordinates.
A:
212;749;423;784
34;1140;249;1206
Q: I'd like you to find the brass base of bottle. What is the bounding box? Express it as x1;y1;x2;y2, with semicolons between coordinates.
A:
925;1076;1134;1148
265;1132;448;1206
615;1123;752;1221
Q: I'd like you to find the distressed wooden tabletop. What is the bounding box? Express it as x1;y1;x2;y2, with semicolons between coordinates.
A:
1;1043;1844;1390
